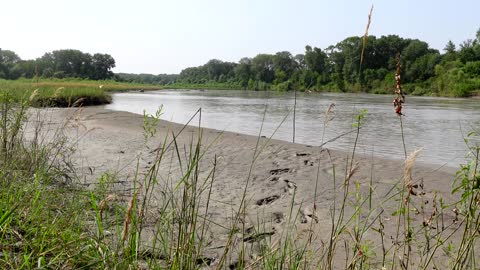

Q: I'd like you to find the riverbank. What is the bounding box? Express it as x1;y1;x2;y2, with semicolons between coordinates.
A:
0;78;161;107
38;106;466;268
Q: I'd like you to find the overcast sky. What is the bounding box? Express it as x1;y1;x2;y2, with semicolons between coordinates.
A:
2;0;479;74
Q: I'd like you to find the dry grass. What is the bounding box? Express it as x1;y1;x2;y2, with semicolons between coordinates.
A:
403;148;423;186
360;5;374;68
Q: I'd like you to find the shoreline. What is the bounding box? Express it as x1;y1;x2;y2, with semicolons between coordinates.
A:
41;106;459;267
150;85;480;99
62;105;459;176
107;89;469;169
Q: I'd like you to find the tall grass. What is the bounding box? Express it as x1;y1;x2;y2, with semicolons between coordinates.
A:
0;92;98;268
0;78;161;107
2;8;480;268
0;86;479;269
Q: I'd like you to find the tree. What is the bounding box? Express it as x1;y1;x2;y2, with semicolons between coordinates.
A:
48;50;91;77
179;66;207;83
304;45;327;74
0;49;21;79
37;52;55;76
91;53;115;80
333;37;363;84
325;45;344;85
272;51;296;81
442;40;458;62
458;39;480;63
402;40;432;61
234;57;252;88
463;61;480;77
401;40;439;82
294;54;305;69
203;59;235;81
13;60;37;78
251;54;274;83
406;53;441;82
374;35;409;70
444;40;456;53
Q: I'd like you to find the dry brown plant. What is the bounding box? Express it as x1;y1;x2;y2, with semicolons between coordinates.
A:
122;192;136;243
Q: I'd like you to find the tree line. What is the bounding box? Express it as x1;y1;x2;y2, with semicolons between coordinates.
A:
0;49;115;80
116;73;177;85
3;29;480;97
166;30;480;96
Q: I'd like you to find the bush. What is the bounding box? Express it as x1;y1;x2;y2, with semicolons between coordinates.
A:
463;61;480;77
273;80;293;91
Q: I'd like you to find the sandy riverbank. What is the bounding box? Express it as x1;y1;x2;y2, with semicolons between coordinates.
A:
35;106;461;268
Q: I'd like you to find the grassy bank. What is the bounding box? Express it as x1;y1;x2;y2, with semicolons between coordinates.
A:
161;80;480;98
0;78;161;107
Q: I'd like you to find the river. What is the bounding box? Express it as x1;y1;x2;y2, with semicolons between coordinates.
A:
105;89;480;168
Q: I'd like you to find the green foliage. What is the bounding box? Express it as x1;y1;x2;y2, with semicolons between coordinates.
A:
251;54;275;83
116;72;178;85
444;40;457;53
169;28;480;97
352;109;368;129
0;78;160;107
4;30;480;97
234;57;252;88
0;49;21;80
305;45;328;75
0;49;115;81
463;61;480;76
170;33;472;96
0;97;95;268
143;106;163;143
1;87;480;268
450;129;480;268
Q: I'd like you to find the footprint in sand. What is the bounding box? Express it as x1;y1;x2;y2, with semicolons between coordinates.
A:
303;160;314;166
272;212;284;223
267;175;280;182
269;168;291;175
283;179;297;194
256;195;280;206
300;207;319;223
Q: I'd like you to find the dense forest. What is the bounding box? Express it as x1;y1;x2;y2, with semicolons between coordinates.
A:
118;30;480;97
0;49;116;80
116;72;178;85
2;29;480;97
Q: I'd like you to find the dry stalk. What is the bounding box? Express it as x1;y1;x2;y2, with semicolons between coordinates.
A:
53;87;64;98
403;148;423;197
122;192;136;243
345;162;359;185
67;107;86;130
99;194;118;222
360;5;374;68
28;89;39;102
324;103;336;128
393;53;406;117
72;97;85;107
